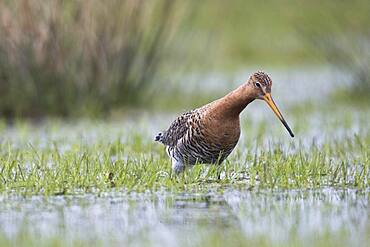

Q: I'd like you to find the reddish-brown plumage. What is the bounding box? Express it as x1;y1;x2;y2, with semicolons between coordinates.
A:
193;83;257;151
155;71;294;173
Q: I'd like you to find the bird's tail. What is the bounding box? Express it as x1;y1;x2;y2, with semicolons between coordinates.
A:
154;132;163;142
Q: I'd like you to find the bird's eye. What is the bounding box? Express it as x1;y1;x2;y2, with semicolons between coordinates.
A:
255;82;262;88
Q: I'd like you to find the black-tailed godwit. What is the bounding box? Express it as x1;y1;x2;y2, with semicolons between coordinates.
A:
155;71;294;173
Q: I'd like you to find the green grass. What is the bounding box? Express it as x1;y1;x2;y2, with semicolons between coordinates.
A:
0;133;368;196
0;102;369;196
188;0;370;68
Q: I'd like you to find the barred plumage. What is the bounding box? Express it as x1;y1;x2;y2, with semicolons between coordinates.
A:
156;71;294;173
156;104;238;173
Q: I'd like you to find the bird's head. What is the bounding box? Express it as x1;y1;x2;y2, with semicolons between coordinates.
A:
248;71;295;137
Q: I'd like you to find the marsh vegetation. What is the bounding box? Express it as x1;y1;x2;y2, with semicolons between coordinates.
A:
0;1;369;246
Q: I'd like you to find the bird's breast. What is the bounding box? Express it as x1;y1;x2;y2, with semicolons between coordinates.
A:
202;115;241;150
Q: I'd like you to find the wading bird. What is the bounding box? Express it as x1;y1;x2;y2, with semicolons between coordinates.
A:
155;71;294;173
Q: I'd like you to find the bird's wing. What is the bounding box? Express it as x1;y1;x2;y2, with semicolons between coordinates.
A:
156;110;196;147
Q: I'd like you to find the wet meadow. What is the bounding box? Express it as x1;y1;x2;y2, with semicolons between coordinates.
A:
1;69;369;246
0;1;369;246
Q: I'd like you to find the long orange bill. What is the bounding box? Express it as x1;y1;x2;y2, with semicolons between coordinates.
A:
263;93;294;137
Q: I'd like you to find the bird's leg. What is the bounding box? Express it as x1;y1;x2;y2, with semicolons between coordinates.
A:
215;153;224;180
172;158;185;175
216;165;223;180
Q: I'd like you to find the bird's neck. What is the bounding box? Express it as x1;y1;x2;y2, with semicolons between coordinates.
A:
211;84;255;119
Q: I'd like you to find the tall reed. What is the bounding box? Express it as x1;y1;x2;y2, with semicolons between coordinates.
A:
0;0;188;118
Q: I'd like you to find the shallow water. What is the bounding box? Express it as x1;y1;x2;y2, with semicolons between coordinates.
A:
0;189;368;246
181;66;352;103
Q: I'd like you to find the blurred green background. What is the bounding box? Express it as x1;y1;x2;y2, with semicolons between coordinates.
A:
0;0;369;118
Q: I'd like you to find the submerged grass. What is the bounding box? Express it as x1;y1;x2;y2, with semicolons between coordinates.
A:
0;227;363;247
0;187;368;247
